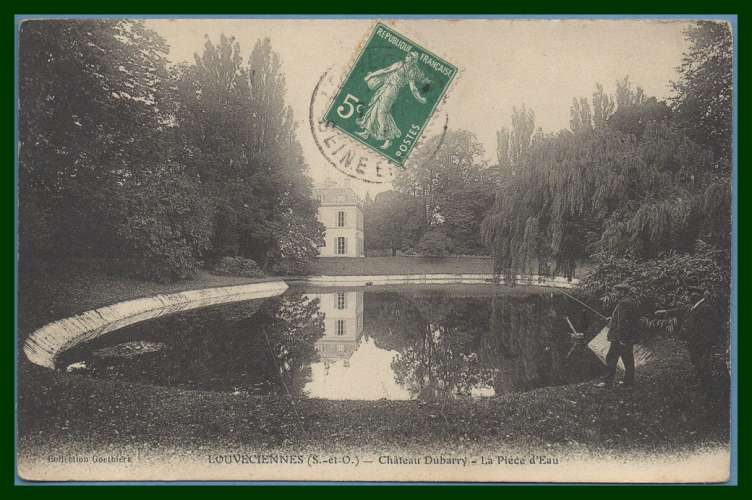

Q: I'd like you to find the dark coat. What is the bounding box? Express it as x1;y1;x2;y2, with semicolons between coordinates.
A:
682;301;722;347
607;296;641;344
662;299;722;348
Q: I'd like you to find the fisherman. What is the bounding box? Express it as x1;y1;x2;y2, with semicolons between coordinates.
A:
595;282;641;389
655;283;721;396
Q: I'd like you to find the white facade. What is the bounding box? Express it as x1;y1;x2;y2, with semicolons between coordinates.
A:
313;187;364;258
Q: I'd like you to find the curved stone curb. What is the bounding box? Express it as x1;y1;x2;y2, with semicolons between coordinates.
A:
23;281;289;370
23;274;578;370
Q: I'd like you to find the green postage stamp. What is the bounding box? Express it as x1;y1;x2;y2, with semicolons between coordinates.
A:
323;23;457;167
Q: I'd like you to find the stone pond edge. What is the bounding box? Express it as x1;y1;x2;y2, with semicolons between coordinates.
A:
23;274;579;369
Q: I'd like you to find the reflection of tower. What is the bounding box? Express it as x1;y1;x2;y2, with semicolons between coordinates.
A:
305;290;364;366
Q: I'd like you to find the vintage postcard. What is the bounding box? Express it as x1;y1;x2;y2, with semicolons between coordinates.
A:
15;16;736;484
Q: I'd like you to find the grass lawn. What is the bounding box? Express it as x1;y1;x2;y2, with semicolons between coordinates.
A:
308;256;595;279
308;256;493;276
17;260;278;335
17;336;729;465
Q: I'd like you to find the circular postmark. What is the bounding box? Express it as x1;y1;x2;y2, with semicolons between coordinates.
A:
309;67;449;184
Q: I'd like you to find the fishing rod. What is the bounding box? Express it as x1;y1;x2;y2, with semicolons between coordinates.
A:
554;288;609;321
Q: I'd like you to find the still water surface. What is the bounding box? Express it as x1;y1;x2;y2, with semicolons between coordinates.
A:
59;285;603;400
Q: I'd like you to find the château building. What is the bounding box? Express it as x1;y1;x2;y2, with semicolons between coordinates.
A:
312;185;365;258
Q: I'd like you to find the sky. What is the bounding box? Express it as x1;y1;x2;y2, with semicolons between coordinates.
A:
147;18;692;197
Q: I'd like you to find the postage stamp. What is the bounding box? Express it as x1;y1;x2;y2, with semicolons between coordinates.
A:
323;23;457;167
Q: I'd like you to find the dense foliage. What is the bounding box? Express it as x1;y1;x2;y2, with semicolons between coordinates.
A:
478;22;732;342
210;256;265;278
671;21;733;166
482;87;726;278
363;190;425;256
579;242;730;343
365;130;498;255
416;229;454;257
19;21;323;281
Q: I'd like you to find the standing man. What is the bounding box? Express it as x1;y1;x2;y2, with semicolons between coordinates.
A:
656;284;721;396
596;282;641;388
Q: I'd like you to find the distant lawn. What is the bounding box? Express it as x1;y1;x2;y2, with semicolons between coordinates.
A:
307;256;493;276
307;256;596;279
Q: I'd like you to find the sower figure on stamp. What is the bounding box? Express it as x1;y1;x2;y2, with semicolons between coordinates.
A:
595;282;641;389
356;51;430;150
655;283;722;398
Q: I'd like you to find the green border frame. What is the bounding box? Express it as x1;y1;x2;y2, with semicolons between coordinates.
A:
4;0;746;495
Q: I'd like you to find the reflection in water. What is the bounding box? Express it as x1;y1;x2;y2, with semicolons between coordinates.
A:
303;291;411;400
307;291;364;365
59;286;602;400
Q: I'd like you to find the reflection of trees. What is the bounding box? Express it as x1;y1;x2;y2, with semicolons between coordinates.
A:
71;288;602;397
483;294;558;393
368;293;490;399
66;294;325;394
269;293;326;395
391;323;482;399
366;290;601;399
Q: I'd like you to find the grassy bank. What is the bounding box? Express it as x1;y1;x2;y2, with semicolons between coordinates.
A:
17;260;279;335
18;336;729;460
308;256;493;276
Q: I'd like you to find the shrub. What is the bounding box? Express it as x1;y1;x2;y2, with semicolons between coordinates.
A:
211;256;265;278
416;229;454;257
265;209;325;276
578;241;730;338
117;169;213;282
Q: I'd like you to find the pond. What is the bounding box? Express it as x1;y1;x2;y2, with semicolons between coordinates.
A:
57;285;604;400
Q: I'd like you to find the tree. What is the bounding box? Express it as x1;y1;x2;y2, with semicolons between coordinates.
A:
579;241;730;341
172;35;323;273
609;77;671;138
19;23;323;281
116;166;214;281
18;20;214;280
440;182;495;254
393;129;494;254
570;83;617;134
394;129;486;225
364;190;424;256
671;21;733;166
245;38;324;272
482;82;721;280
19;20;170;258
497;105;535;176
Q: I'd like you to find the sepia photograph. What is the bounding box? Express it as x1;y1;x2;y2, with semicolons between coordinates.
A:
15;15;736;484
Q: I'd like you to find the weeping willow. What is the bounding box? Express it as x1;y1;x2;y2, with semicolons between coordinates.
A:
481;120;728;279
